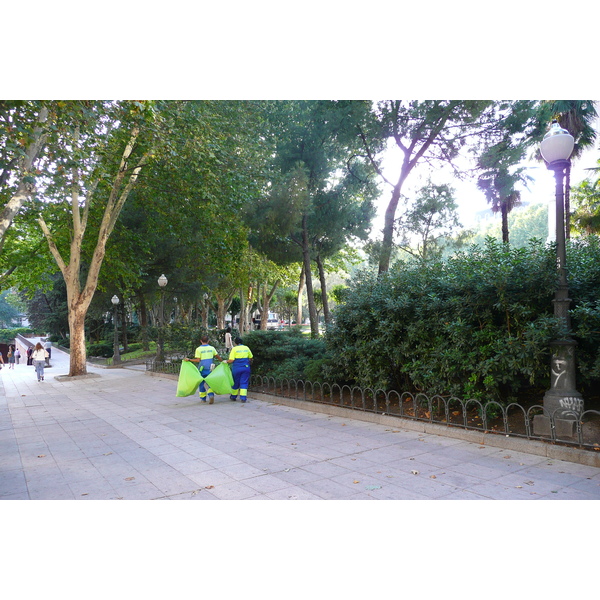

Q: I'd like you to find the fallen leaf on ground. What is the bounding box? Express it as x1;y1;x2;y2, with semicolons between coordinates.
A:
205;485;214;489
353;480;360;484
125;477;135;481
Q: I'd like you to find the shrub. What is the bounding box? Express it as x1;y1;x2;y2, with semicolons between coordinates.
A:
0;327;34;343
241;329;328;381
325;238;571;403
124;343;143;353
87;341;114;358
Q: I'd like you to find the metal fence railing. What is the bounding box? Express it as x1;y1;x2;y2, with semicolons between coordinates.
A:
146;360;181;376
248;375;600;451
144;361;600;451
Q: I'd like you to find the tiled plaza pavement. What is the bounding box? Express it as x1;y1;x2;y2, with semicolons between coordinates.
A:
2;348;600;500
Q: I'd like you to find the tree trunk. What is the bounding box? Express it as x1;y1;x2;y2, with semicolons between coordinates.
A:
216;295;227;329
201;296;209;329
297;264;305;326
120;304;128;353
138;292;149;351
238;288;247;335
260;279;280;330
379;182;402;274
259;283;268;329
502;203;509;244
68;305;88;376
301;217;319;338
315;254;331;324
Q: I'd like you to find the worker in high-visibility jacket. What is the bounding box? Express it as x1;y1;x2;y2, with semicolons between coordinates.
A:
184;335;224;404
224;336;253;402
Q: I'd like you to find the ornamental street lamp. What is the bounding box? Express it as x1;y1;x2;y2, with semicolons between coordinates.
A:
533;122;584;437
157;274;168;362
203;292;209;329
111;295;121;365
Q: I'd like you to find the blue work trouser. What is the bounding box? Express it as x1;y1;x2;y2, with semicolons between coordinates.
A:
198;367;214;400
231;363;251;401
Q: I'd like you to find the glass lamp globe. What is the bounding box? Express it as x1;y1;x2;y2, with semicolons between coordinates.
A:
540;122;574;163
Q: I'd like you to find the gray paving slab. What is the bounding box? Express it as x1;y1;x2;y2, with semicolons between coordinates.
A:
1;346;600;501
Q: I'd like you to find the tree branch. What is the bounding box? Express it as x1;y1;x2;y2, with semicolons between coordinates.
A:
38;216;68;276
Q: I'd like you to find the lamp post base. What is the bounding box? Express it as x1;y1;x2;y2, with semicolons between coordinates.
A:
533;339;583;438
532;415;578;438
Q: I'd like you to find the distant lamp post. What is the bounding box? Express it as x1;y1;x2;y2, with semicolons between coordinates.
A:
203;292;209;329
534;121;584;437
157;274;168;362
111;295;121;365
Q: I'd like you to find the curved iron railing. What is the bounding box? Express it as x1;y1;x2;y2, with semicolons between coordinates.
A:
146;360;181;375
249;374;600;450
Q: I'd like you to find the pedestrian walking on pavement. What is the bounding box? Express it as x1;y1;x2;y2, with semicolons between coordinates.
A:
15;348;21;364
184;335;224;404
7;346;15;369
0;351;4;369
224;326;233;354
44;339;52;366
32;342;49;381
225;336;253;402
26;346;33;365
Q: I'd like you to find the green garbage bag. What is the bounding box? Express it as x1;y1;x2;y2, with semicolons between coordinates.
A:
176;360;204;397
203;362;234;395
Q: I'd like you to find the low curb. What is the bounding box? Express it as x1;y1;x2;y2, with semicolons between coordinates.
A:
250;392;600;468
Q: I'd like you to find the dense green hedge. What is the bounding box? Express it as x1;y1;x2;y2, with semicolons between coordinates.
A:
0;327;34;343
87;341;113;357
323;237;600;404
240;329;328;381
